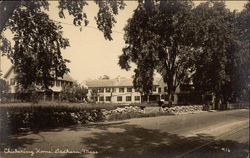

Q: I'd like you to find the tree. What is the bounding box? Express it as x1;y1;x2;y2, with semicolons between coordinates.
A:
0;79;9;102
90;88;99;103
228;2;250;102
0;0;125;90
119;0;195;105
6;6;70;90
191;1;240;108
0;1;126;39
61;83;88;102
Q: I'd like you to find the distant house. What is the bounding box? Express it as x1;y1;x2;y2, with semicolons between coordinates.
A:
84;76;199;105
85;77;145;104
3;66;75;101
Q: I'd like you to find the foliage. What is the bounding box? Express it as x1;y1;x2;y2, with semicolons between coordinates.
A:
0;102;121;111
6;7;70;90
0;0;126;91
119;0;249;107
119;0;195;105
191;2;234;100
61;82;88;102
191;1;249;105
90;88;99;103
228;2;250;102
0;79;10;101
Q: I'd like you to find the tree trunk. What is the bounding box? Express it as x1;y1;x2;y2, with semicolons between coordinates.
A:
167;82;174;107
215;95;222;110
168;93;174;107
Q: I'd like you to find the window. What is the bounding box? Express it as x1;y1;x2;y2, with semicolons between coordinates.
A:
153;86;157;92
112;88;116;92
126;96;132;101
99;96;104;101
106;88;111;93
135;96;140;101
106;96;111;101
99;88;104;93
10;78;15;85
127;87;132;92
158;87;161;93
164;87;168;92
56;80;60;87
119;88;124;93
117;96;122;102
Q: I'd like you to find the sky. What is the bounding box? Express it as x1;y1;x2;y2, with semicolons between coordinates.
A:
0;1;248;83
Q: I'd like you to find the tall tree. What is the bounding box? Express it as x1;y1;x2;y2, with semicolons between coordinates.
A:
0;0;125;90
191;1;238;108
229;2;250;102
6;5;70;90
119;0;195;105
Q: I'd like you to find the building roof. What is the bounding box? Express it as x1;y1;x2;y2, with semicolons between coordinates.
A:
58;73;75;82
3;65;14;79
85;77;161;88
3;65;74;82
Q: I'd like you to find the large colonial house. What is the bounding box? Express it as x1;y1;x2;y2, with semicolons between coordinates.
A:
85;76;199;105
3;66;74;101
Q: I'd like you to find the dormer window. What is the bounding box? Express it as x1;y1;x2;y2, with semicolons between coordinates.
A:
10;78;15;85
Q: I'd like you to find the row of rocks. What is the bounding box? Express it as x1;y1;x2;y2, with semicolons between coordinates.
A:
102;106;144;119
162;105;203;115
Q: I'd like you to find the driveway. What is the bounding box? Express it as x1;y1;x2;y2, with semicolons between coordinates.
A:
0;109;249;158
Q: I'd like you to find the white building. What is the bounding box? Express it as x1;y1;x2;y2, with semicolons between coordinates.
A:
85;76;198;105
3;66;74;101
85;77;162;104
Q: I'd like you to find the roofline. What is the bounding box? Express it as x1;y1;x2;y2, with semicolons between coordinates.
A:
3;65;75;82
87;84;160;88
3;65;14;79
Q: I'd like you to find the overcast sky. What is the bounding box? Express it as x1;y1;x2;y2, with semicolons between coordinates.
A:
1;1;248;83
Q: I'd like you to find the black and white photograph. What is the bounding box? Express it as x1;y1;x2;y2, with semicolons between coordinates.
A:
0;0;249;157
